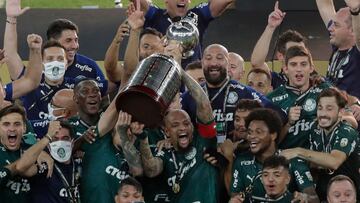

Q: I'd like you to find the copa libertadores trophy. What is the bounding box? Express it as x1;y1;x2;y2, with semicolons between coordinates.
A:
115;19;199;128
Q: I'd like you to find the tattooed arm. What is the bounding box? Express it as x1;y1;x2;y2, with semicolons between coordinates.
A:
182;69;214;124
139;137;164;178
116;112;144;176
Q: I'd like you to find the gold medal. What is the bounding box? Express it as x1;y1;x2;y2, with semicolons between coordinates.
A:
172;183;180;193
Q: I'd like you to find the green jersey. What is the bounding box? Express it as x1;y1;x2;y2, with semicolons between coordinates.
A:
309;121;360;201
267;82;331;149
136;128;171;203
251;190;294;203
80;126;130;203
0;144;31;203
230;152;314;203
68;115;95;138
156;125;218;203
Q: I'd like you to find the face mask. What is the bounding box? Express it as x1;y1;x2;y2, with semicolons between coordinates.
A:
49;140;72;163
47;103;66;121
44;61;66;81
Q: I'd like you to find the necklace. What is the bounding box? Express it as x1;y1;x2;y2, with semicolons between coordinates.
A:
54;160;79;203
327;48;352;84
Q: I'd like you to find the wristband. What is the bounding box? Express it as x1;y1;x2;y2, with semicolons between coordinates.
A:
350;8;360;16
6;19;16;24
45;134;53;142
6;17;16;24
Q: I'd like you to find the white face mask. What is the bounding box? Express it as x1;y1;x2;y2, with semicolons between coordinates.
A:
44;61;66;81
47;103;66;121
49;140;72;163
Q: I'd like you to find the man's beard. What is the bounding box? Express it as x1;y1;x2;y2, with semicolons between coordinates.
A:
204;66;227;86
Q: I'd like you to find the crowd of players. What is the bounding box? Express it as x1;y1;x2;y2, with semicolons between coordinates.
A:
0;0;360;202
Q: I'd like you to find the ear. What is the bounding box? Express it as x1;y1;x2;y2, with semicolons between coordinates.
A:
283;65;289;75
270;132;277;142
276;52;284;61
73;95;78;104
285;172;291;185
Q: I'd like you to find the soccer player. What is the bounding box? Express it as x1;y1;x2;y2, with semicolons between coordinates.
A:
281;88;360;201
229;108;319;203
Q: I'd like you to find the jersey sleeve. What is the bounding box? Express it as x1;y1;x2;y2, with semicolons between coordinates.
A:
145;5;159;22
197;120;216;139
4;83;13;101
194;2;213;20
91;61;105;81
332;124;358;156
230;157;245;194
290;158;315;191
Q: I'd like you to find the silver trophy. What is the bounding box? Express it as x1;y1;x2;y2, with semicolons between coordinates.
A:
116;54;182;128
166;18;199;59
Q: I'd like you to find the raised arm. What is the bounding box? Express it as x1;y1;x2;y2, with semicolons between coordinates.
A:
11;34;43;99
251;1;285;70
116;112;144;176
182;69;213;123
345;0;360;50
15;121;61;178
138;133;164;178
103;21;129;83
209;0;235;17
315;0;336;27
281;147;347;170
121;6;145;86
4;0;29;80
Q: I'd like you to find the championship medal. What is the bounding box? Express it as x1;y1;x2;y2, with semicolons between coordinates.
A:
172;183;180;193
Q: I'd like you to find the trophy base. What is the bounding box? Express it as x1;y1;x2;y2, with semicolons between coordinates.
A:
115;86;167;128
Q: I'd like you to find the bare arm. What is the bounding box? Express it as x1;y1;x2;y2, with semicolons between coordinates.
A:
116;112;144;176
4;0;29;80
251;1;285;70
11;34;43;99
209;0;235;17
139;137;164;178
16;121;61;177
122;8;145;86
281;147;347;170
182;69;213;123
103;22;129;83
302;187;320;203
345;0;360;50
315;0;336;27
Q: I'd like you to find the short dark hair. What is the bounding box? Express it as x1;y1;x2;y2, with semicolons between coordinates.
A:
73;78;99;95
140;27;163;41
285;46;313;67
185;60;202;71
235;99;263;112
118;177;143;194
46;19;79;40
276;29;306;55
247;68;272;81
41;40;66;58
59;120;75;139
317;88;347;109
0;104;27;124
263;155;290;171
327;175;356;196
245;108;282;142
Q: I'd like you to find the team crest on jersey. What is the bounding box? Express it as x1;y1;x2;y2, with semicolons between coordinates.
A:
340;138;348;147
185;147;197;160
303;98;316;112
227;91;238;104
